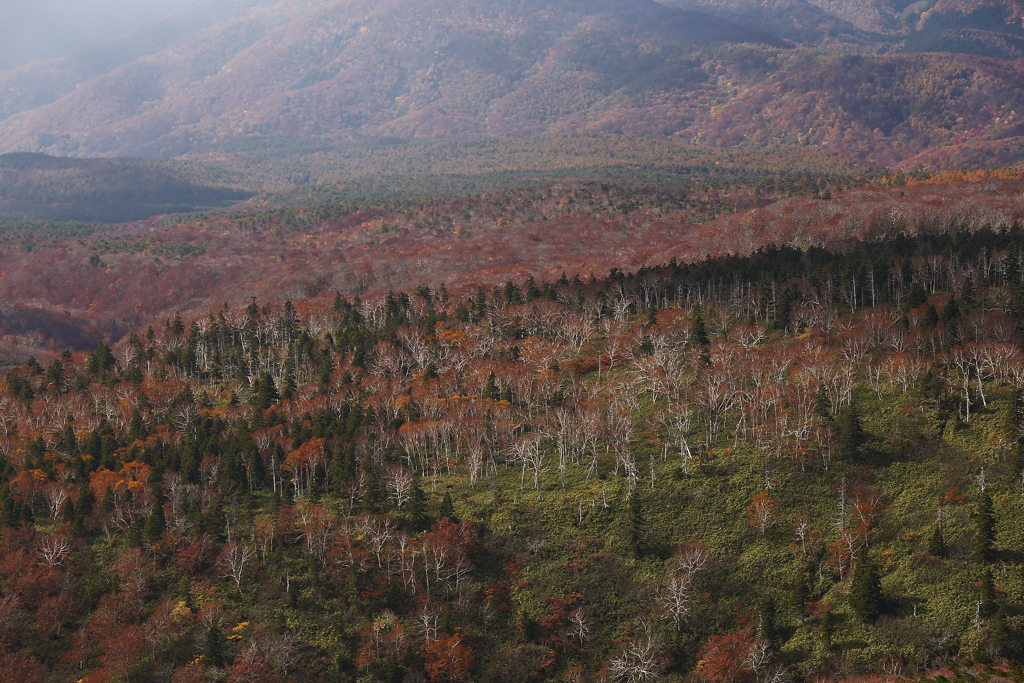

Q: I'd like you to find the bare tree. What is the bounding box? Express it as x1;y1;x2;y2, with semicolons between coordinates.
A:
607;620;660;683
384;463;413;509
654;574;696;630
217;539;256;592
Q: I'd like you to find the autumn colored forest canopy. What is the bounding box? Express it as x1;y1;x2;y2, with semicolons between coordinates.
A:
3;216;1024;683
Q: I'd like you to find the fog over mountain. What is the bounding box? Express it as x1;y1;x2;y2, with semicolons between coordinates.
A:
0;0;195;70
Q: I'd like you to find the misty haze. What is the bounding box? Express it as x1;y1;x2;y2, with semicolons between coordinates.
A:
0;0;193;70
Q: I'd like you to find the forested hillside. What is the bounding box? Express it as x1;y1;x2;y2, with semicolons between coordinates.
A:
0;154;251;223
2;170;1019;365
2;224;1024;682
2;0;1024;170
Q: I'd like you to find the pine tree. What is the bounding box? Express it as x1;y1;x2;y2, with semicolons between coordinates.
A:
849;552;882;623
127;514;144;547
254;372;280;410
482;372;499;400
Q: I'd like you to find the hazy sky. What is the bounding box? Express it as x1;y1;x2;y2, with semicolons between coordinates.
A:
0;0;196;71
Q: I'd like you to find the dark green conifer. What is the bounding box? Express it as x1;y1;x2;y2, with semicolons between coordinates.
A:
204;616;225;666
849;552;882;623
408;477;428;531
439;490;456;522
758;596;779;646
979;568;997;617
789;571;809;618
922;303;938;329
690;312;709;346
941;297;961;324
926;523;944;558
906;282;927;310
973;490;996;564
127;514;144;547
144;503;165;544
836;403;864;460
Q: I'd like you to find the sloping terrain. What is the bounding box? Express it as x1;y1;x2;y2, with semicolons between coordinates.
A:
0;0;781;158
1;0;1024;170
0;172;1020;363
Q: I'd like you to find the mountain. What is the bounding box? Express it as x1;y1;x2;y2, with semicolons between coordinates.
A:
0;0;783;159
664;0;1024;57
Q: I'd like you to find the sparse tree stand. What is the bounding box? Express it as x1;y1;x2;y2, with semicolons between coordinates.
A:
849;552;882;624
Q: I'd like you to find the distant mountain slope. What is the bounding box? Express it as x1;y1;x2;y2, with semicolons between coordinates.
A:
2;0;1024;170
0;0;783;159
665;0;1024;57
658;0;891;51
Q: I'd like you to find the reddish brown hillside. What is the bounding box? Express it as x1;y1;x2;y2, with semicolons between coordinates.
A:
2;174;1023;363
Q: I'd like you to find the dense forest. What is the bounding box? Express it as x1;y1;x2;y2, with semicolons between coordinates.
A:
2;222;1024;682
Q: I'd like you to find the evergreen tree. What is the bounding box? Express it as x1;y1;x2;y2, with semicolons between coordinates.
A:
922;303;938;329
690;312;709;346
940;297;961;324
482;372;499;400
979;568;997;617
254;372;280;410
836;404;864;460
849;552;882;623
329;447;350;496
926;523;944;558
73;482;93;536
973;490;996;564
789;571;809;619
906;281;927;310
438;490;456;522
127;514;144;547
204;616;225;666
408;477;428;531
62;495;76;525
758;596;779;647
144;502;165;544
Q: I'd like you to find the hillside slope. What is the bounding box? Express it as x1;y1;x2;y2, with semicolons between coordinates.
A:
2;0;1024;169
0;0;781;158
